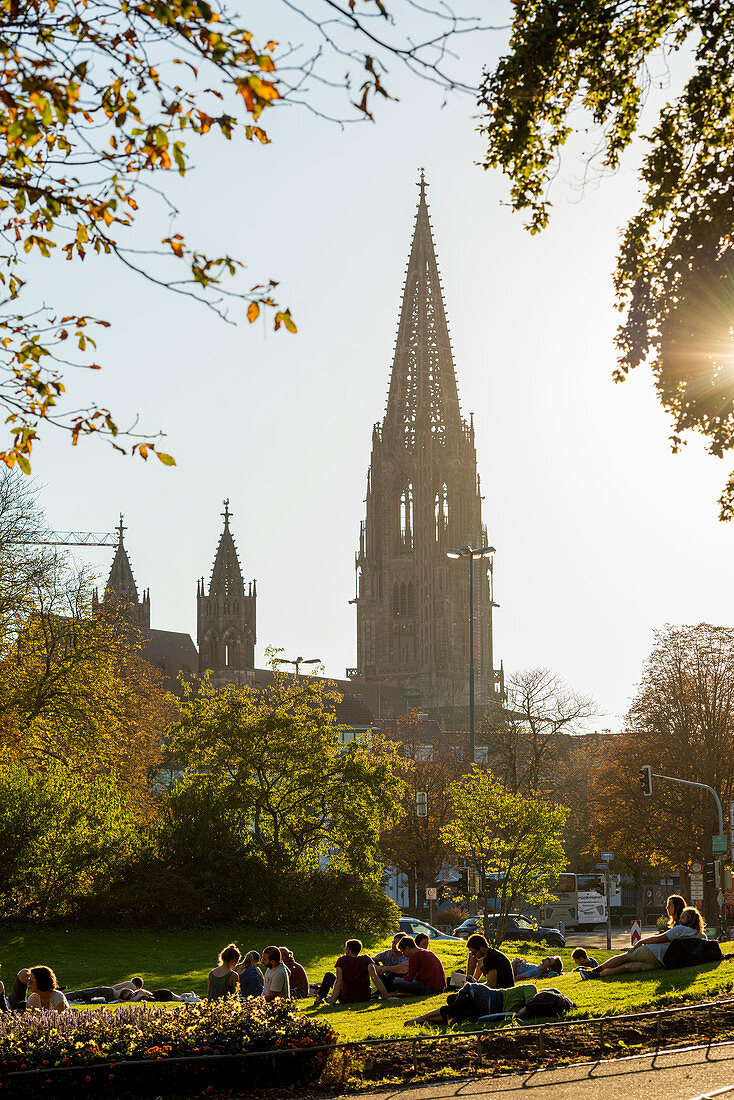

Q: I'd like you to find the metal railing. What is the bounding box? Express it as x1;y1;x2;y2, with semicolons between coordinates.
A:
5;993;734;1085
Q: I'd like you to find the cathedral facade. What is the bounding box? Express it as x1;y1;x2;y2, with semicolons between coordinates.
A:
351;176;504;723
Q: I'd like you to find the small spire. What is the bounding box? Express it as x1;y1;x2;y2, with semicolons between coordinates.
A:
417;168;427;203
117;513;126;546
222;498;231;530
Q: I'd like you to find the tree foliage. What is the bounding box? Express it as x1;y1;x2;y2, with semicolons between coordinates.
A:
166;666;404;877
587;622;734;915
479;0;734;518
441;767;567;942
0;0;491;468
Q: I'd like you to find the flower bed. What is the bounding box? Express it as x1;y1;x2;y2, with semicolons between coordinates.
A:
0;998;336;1097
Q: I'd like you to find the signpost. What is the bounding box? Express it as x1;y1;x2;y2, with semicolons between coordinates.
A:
425;886;437;925
713;834;727;854
599;852;614;949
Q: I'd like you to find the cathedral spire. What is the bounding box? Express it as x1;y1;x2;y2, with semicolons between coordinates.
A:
207;498;245;599
383;170;462;448
106;513;139;605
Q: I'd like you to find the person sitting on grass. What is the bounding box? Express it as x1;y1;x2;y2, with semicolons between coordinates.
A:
464;934;514;988
237;951;264;998
580;906;705;979
315;939;390;1005
404;982;538;1027
373;935;408;993
208;943;241;1001
571;948;598;970
262;946;291;1001
26;966;68;1013
665;893;687;927
389;937;446;998
512;955;563;980
280;947;309;998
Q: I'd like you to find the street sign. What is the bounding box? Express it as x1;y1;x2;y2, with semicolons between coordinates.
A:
595;862;607;870
690;874;704;902
630;920;642;945
713;834;728;854
718;891;726;908
425;887;437;901
690;860;703;874
601;852;614;862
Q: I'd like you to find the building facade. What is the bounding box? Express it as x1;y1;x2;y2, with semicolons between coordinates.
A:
352;176;504;722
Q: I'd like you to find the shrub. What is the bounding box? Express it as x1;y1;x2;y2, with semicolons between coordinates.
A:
0;997;336;1097
257;871;400;933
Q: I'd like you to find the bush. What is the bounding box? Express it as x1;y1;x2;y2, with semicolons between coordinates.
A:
256;870;400;933
0;997;336;1097
73;854;203;929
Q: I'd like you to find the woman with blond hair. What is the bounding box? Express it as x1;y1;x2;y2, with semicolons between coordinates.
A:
207;943;241;1000
580;906;706;979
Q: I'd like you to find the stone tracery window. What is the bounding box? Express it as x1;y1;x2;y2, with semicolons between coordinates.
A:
399;484;414;549
434;482;449;540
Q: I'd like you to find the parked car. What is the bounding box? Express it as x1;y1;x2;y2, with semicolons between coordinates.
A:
397;916;461;941
452;913;565;948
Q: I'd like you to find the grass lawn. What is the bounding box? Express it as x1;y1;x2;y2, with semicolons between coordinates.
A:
2;927;734;1042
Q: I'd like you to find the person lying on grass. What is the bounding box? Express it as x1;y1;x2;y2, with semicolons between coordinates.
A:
463;935;514;989
404;982;538;1027
315;939;391;1005
512;955;563;980
387;937;446;998
571;948;598;970
580;906;705;979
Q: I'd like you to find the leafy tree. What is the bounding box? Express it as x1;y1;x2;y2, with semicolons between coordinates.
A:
587;622;734;919
441;767;567;942
0;753;136;919
166;666;404;877
379;711;464;915
479;0;734;518
0;574;174;803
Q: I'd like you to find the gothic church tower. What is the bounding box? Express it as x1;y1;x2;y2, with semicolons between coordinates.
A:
197;500;256;685
93;516;150;629
354;176;503;720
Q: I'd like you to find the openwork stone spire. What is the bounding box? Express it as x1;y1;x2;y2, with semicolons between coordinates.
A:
207;498;245;599
353;176;504;725
383;170;462;449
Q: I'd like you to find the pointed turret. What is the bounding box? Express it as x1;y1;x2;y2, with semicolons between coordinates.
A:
197;500;256;682
208;499;245;599
383;171;462;449
93;515;150;630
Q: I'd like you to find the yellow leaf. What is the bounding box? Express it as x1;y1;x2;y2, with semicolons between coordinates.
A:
247;301;260;323
156;451;176;466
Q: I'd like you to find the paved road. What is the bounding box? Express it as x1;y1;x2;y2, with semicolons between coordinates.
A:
563;927;657;951
344;1042;734;1100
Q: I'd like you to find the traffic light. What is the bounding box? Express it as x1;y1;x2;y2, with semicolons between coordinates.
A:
639;765;653;797
706;860;721;889
416;792;427;817
467;869;480;896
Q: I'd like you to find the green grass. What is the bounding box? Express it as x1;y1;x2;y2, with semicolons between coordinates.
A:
1;928;733;1043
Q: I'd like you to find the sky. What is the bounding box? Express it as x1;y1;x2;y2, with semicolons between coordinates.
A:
22;2;732;731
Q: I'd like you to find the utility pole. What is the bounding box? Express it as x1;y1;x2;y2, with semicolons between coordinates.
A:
641;767;726;937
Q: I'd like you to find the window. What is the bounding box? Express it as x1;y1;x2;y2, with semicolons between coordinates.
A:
225;643;231;666
407;582;415;615
558;874;576;894
393;582;400;617
399;484;414;549
364;619;375;667
400;583;407;617
434;482;449;540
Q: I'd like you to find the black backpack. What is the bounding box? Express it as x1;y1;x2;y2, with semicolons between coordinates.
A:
663;937;723;970
523;988;576;1018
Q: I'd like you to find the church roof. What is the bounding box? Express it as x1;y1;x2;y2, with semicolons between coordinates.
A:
105;516;140;604
207;499;245;599
383;171;463;448
142;628;198;695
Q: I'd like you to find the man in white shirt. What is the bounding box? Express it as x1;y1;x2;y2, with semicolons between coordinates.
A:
262;946;291;1001
580;906;705;979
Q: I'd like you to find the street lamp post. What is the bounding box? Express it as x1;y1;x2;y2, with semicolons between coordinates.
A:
272;656;321;676
446;545;495;765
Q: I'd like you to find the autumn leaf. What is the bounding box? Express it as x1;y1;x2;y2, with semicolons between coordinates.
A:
247;301;260;323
